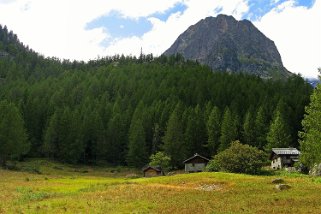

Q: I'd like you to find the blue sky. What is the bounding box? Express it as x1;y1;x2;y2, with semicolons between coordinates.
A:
85;0;315;43
86;2;188;44
0;0;319;77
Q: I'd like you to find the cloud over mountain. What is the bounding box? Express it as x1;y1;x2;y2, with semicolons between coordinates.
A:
0;0;319;77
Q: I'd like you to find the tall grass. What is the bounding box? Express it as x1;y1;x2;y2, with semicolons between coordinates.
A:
0;160;321;213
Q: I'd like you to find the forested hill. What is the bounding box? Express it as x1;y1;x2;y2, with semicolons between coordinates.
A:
0;25;313;167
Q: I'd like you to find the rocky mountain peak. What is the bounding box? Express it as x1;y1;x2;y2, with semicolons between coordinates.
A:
164;14;292;79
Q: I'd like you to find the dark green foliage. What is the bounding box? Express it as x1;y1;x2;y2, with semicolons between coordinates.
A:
266;110;291;151
184;105;207;157
219;107;238;152
254;106;269;149
126;118;148;167
206;106;221;155
300;69;321;168
163;104;185;167
149;151;171;171
0;26;313;167
243;110;256;146
207;141;266;174
0;100;29;166
43;108;84;163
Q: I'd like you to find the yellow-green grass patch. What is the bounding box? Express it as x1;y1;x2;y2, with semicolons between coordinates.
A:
1;161;321;213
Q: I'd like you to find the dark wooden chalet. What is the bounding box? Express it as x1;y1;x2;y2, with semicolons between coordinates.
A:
183;153;210;173
142;166;164;177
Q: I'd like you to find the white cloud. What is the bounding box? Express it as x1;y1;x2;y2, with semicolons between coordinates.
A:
104;0;249;56
0;0;183;60
254;0;321;77
0;0;319;77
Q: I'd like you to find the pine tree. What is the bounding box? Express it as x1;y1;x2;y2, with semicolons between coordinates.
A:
126;102;148;167
266;110;291;151
163;105;185;167
126;118;148;167
218;107;238;152
0;100;29;166
59;108;84;163
104;113;123;163
43;108;85;163
207;106;221;155
299;68;321;167
243;110;256;146
82;107;105;163
184;105;207;156
254;106;269;149
43;110;60;159
151;123;162;154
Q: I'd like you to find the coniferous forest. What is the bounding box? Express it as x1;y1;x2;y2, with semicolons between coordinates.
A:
0;25;313;168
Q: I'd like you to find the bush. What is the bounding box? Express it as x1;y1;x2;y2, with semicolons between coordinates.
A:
149;152;171;171
206;141;266;174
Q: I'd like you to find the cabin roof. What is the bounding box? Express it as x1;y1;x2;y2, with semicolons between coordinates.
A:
271;148;300;155
142;165;162;172
270;148;300;160
183;153;210;163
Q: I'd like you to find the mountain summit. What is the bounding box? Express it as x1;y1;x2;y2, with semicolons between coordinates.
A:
164;14;292;79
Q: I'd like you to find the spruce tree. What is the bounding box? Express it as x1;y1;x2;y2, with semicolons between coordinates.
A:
126;102;148;167
0;100;29;166
243;110;256;146
184;105;207;156
299;68;321;167
266;110;291;151
254;106;269;149
207;106;221;155
218;107;238;152
126;118;148;167
163;105;185;167
43;110;60;159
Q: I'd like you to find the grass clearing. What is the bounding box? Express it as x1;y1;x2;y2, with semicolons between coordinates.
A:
0;160;321;213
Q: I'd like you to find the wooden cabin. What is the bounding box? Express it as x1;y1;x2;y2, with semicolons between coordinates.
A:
183;153;209;173
142;166;164;177
270;148;300;169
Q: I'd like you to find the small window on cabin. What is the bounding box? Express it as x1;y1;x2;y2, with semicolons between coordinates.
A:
192;163;195;167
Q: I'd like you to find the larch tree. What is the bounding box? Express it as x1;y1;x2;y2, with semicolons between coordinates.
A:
126;102;148;167
126;118;148;167
0;100;29;167
207;106;221;155
163;104;185;167
254;106;269;149
299;68;321;168
219;107;238;152
266;110;291;151
243;110;256;146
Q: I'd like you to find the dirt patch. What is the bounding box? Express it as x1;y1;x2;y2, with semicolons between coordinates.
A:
196;184;223;191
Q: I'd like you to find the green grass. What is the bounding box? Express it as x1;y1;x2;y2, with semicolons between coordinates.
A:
1;160;321;213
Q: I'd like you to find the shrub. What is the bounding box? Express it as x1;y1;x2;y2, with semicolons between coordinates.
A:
206;141;266;174
149;152;171;171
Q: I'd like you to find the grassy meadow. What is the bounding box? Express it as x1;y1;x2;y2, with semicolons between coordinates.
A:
0;160;321;213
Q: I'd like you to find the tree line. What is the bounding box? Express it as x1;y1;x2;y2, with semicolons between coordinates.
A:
0;24;313;168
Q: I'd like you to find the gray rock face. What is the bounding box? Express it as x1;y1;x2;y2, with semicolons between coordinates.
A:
164;14;292;79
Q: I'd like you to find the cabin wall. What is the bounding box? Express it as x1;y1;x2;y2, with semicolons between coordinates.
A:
144;169;161;177
271;157;282;169
185;163;206;172
271;155;300;169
